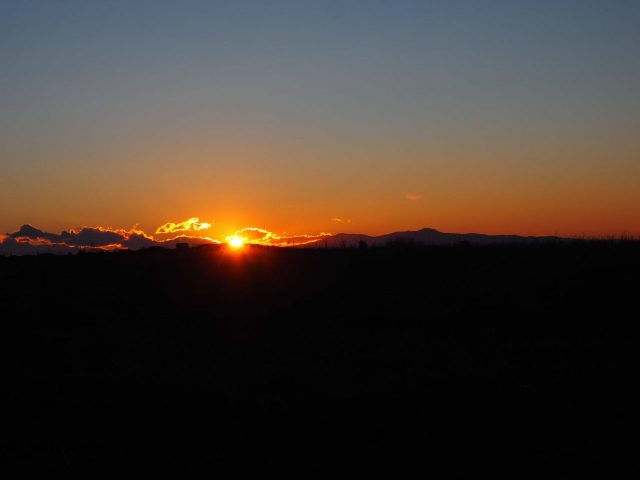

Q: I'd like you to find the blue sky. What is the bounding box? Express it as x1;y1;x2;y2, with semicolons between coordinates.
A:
2;0;639;236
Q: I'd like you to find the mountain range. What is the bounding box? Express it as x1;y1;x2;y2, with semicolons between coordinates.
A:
306;228;564;248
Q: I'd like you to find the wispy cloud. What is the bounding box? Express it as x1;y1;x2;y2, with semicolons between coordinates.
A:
406;193;423;201
155;217;211;235
331;217;351;224
228;227;332;247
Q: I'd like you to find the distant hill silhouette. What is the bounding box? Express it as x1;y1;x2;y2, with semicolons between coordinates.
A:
310;227;563;247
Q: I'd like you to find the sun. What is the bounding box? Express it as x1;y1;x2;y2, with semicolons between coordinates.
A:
228;236;244;248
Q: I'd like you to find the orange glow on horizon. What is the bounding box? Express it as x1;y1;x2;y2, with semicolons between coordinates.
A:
228;236;245;248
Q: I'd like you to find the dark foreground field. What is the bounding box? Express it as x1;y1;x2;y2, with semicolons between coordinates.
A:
1;242;639;472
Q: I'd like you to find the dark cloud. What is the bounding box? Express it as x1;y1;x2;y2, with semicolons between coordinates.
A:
1;222;224;255
120;232;158;250
0;236;90;255
59;227;126;247
9;224;60;241
122;234;220;250
2;222;328;255
8;224;125;247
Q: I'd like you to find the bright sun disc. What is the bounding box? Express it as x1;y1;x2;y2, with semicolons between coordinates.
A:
228;236;244;248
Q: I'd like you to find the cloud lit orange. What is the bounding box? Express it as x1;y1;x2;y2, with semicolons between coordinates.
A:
155;217;212;235
229;227;332;247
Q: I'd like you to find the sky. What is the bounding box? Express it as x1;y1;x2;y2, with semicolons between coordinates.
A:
2;0;640;242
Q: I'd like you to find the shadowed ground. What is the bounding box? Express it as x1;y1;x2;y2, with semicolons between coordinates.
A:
1;243;638;472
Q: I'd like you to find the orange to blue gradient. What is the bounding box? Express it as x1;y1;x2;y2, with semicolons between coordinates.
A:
1;1;639;238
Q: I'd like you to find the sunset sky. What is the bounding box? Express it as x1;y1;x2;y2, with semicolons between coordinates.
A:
2;0;639;240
